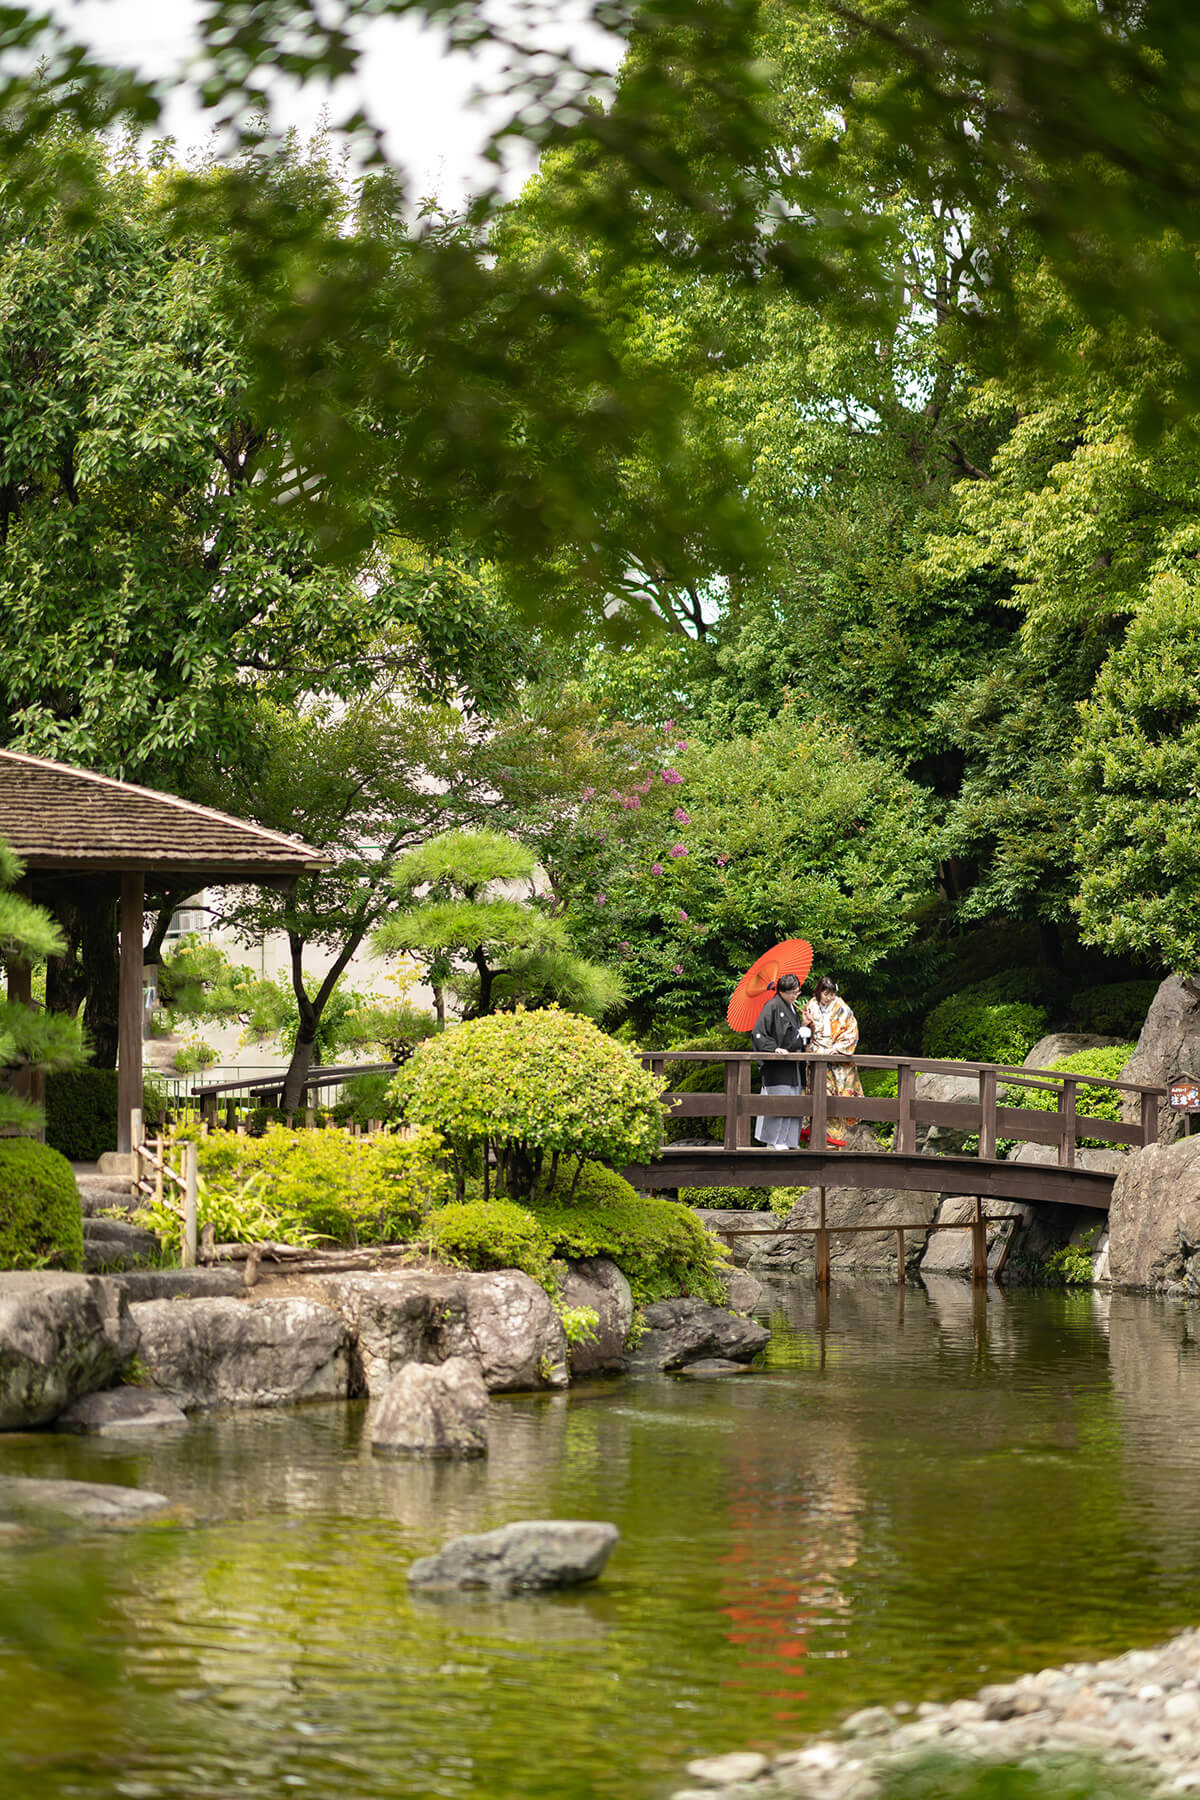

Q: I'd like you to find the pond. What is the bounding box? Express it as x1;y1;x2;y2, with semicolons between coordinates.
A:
3;1278;1200;1800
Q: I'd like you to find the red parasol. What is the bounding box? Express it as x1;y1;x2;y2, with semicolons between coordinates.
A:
727;939;814;1031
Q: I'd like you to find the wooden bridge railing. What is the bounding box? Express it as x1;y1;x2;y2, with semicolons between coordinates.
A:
642;1051;1163;1170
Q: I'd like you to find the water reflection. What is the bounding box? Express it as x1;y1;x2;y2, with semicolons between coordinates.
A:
3;1285;1200;1799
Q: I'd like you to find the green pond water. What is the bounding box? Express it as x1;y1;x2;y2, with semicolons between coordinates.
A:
4;1278;1200;1800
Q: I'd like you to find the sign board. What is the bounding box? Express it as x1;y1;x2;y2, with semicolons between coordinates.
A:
1168;1074;1200;1113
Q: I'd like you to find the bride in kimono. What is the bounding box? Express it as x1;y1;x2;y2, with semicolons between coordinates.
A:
801;975;862;1147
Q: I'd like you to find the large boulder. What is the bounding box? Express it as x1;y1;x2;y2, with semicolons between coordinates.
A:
312;1269;568;1393
748;1157;935;1280
0;1272;139;1429
1120;976;1200;1145
114;1267;246;1302
1024;1033;1123;1070
462;1272;569;1391
1107;1135;1200;1292
371;1356;488;1458
689;1208;764;1267
408;1519;619;1591
55;1387;188;1436
314;1271;470;1393
626;1297;768;1371
915;1070;982;1155
558;1257;633;1375
131;1295;351;1410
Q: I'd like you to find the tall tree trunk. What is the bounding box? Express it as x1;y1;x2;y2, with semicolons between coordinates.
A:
80;893;120;1068
473;944;494;1017
280;925;367;1113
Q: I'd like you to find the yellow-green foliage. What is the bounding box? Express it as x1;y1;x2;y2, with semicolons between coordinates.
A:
426;1199;554;1286
394;1007;665;1195
425;1162;728;1304
138;1125;450;1247
0;1139;83;1270
1002;1044;1136;1148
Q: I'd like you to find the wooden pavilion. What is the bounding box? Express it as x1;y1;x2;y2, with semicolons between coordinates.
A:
0;748;327;1157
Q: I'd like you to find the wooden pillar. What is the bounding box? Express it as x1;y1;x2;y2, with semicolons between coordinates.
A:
810;1060;828;1149
895;1061;916;1154
116;872;145;1155
815;1184;831;1288
978;1068;997;1161
971;1195;988;1286
1059;1078;1077;1169
733;1057;752;1150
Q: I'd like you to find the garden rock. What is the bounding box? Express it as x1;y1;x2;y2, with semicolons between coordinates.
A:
915;1069;982;1154
677;1358;755;1377
1024;1032;1122;1069
692;1208;774;1266
462;1271;569;1390
314;1272;470;1393
114;1267;246;1302
55;1387;188;1435
0;1476;173;1525
722;1269;764;1313
559;1257;633;1374
1107;1135;1200;1292
0;1272;139;1430
408;1519;619;1591
131;1295;351;1409
749;1173;934;1280
626;1298;768;1371
1120;975;1200;1144
75;1174;139;1218
371;1356;488;1457
83;1218;163;1272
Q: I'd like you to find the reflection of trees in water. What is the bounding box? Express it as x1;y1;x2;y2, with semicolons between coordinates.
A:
718;1427;862;1725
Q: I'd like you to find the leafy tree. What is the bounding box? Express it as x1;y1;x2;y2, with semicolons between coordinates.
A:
0;837;83;1134
1071;572;1200;972
374;830;623;1024
565;708;936;1034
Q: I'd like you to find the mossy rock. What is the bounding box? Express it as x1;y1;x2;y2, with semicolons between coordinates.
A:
0;1139;84;1271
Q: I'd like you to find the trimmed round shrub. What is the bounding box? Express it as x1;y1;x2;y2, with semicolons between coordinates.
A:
0;1139;83;1270
44;1068;118;1161
393;1007;665;1199
426;1199;554;1285
531;1161;728;1304
921;995;1048;1066
1002;1043;1137;1147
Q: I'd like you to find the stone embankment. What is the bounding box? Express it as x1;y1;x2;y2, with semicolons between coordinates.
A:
672;1627;1200;1800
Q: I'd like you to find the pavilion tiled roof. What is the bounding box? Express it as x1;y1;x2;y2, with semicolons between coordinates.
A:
0;748;327;882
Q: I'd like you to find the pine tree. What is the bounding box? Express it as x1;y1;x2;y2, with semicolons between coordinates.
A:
0;836;84;1134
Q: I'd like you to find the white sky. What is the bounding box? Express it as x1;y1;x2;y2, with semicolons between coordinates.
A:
48;0;623;204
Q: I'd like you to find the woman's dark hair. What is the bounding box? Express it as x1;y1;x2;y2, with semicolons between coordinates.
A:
813;974;838;998
776;973;800;995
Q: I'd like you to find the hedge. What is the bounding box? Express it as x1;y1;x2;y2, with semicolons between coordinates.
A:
45;1070;170;1162
0;1139;83;1270
921;995;1048;1066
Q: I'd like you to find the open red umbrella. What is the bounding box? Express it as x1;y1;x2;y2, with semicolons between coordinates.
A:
727;939;814;1031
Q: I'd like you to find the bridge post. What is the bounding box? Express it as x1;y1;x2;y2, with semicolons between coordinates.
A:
895;1062;916;1154
896;1227;905;1284
978;1068;997;1160
1059;1078;1077;1168
815;1185;830;1288
810;1062;828;1148
971;1196;987;1285
1141;1089;1159;1147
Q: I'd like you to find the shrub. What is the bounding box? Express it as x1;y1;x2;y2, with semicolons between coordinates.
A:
394;1007;665;1199
530;1161;729;1304
665;1060;726;1143
678;1182;807;1217
0;1139;83;1270
330;1070;405;1130
425;1199;554;1285
921;995;1048;1066
1001;1044;1137;1148
138;1125;449;1247
45;1070;174;1159
1071;980;1158;1040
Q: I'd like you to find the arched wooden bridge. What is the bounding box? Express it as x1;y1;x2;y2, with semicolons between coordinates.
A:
621;1052;1164;1210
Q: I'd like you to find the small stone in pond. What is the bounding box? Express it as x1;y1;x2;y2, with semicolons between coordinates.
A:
677;1359;754;1378
684;1751;769;1785
407;1519;618;1592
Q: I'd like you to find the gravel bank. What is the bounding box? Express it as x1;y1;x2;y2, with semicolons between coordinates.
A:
672;1628;1200;1800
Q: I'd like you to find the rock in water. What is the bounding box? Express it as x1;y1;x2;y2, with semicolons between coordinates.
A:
558;1257;633;1374
371;1357;488;1457
0;1273;139;1429
408;1520;619;1591
55;1387;188;1435
626;1298;769;1371
131;1295;350;1409
0;1477;173;1525
1108;1134;1200;1291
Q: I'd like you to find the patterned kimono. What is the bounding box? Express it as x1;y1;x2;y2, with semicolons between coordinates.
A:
802;996;864;1115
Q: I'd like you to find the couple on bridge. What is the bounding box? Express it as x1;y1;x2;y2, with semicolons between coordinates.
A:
751;973;862;1150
